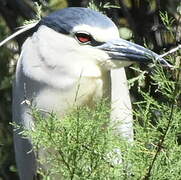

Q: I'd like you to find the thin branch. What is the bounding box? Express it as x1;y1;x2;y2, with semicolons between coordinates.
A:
159;44;181;58
0;22;39;47
143;65;181;180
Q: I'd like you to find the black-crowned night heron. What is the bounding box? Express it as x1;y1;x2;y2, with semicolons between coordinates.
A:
12;7;171;180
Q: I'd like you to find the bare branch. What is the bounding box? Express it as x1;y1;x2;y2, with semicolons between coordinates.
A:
0;22;39;47
159;44;181;58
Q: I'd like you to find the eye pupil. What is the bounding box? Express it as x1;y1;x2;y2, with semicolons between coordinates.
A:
75;33;91;43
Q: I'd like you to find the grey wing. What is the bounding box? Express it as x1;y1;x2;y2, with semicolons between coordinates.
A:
12;56;37;180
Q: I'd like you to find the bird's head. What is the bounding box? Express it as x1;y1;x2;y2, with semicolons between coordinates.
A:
22;7;171;81
39;7;171;67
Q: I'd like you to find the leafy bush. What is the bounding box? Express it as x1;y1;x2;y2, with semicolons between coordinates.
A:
20;55;181;179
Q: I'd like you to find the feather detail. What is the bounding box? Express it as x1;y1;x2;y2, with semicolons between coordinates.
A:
0;21;39;47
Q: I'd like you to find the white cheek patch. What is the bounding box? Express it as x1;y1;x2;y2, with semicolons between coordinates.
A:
72;24;119;42
99;59;133;70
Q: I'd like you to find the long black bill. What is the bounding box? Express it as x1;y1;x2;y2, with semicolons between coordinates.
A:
97;38;172;67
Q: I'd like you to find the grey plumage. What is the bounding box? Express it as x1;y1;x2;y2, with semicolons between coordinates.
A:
39;7;116;34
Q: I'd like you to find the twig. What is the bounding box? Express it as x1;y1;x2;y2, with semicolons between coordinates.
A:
159;44;181;58
143;65;181;180
0;22;39;47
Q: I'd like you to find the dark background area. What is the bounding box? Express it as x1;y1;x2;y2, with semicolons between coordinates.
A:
0;0;180;179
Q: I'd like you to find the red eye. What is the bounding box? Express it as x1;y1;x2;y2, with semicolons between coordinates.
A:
75;33;92;44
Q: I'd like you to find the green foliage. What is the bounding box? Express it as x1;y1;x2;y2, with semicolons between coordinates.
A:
23;2;42;25
22;100;129;179
19;56;181;180
128;66;147;90
88;1;119;14
133;65;181;179
160;11;175;31
49;0;67;10
160;11;175;39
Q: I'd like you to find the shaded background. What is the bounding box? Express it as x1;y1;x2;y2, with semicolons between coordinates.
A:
0;0;180;179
